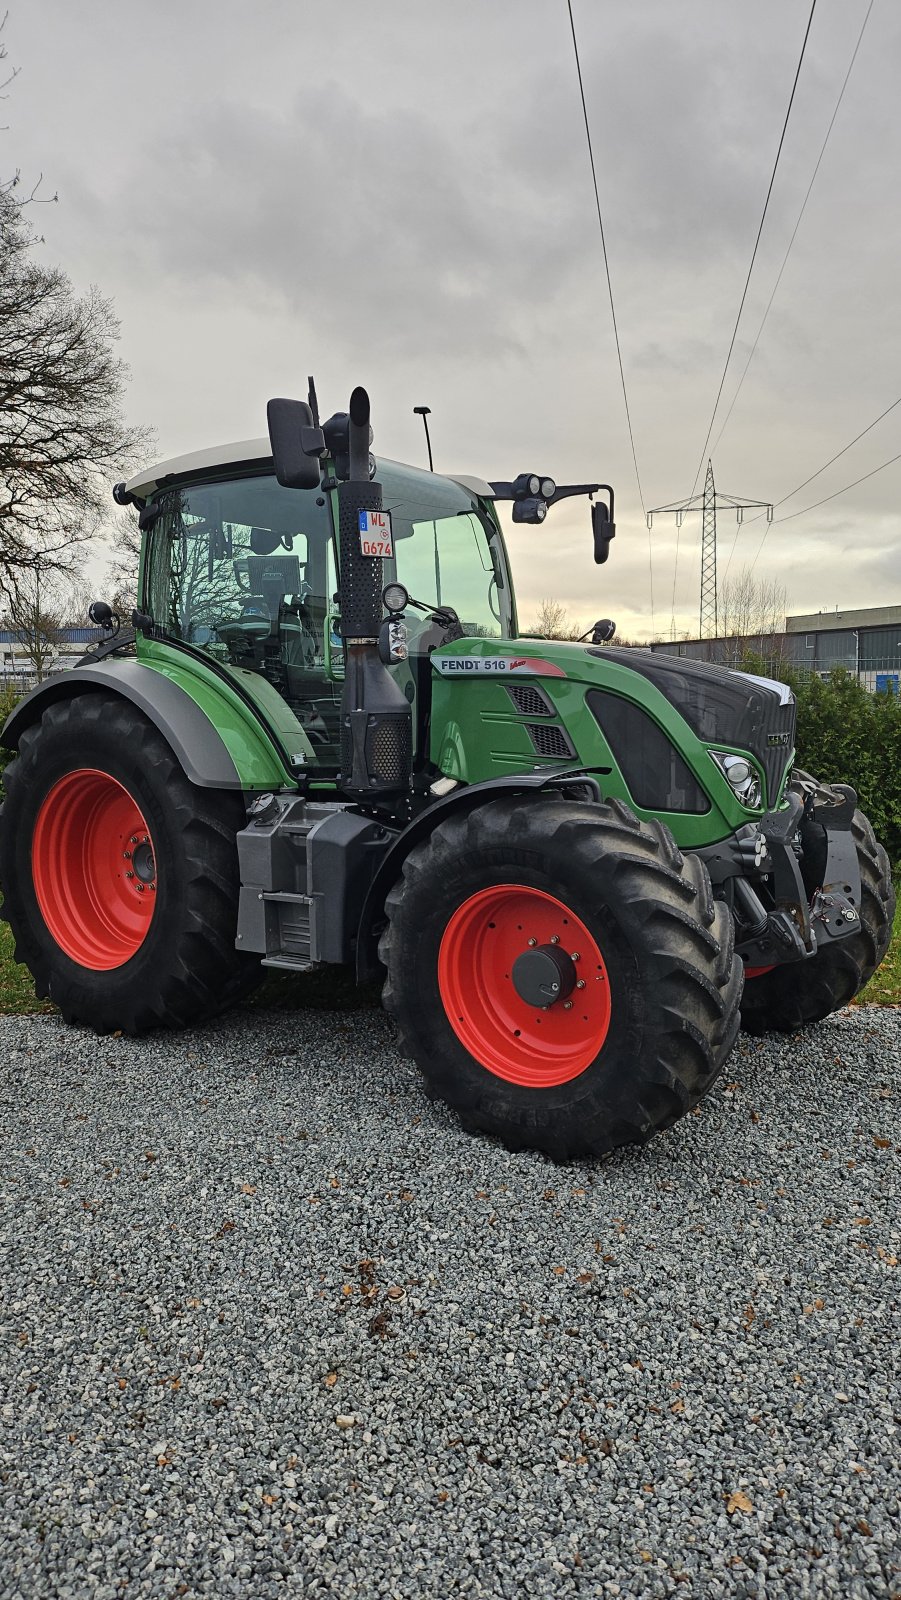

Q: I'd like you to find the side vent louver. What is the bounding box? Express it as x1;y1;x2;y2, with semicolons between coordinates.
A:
507;683;555;717
526;723;575;759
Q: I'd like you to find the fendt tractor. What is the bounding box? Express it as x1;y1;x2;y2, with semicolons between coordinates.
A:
0;385;894;1158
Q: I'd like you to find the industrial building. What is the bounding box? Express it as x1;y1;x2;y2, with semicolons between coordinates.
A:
0;626;102;692
649;603;901;693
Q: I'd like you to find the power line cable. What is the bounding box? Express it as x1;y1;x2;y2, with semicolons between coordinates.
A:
712;0;874;469
565;0;654;628
749;442;901;568
739;388;901;537
670;0;818;627
688;0;818;497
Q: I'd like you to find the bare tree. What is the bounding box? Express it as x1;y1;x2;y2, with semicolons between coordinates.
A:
104;507;142;615
1;564;67;681
1;22;147;601
528;598;586;640
719;567;788;660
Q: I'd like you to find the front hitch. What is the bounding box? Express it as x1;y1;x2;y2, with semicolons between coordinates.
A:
699;785;864;972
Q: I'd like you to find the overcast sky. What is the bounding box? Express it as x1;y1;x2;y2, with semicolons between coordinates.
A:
5;0;900;638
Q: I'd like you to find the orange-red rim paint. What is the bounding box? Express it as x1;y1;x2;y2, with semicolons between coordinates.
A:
744;965;776;979
31;769;156;970
437;884;611;1087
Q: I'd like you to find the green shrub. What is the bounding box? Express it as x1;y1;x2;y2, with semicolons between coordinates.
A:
742;656;901;864
0;684;19;800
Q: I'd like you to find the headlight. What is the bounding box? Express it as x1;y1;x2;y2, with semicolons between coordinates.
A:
512;498;548;523
710;750;761;807
540;477;556;499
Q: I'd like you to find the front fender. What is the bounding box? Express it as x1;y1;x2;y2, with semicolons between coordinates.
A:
355;767;602;981
2;661;246;789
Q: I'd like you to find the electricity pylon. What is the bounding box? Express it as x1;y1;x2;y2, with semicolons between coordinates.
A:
648;462;773;639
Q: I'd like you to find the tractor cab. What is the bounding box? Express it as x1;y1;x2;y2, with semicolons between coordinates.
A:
133;446;514;774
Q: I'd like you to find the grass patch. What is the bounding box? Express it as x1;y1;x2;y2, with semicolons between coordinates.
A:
857;893;901;1006
0;916;54;1016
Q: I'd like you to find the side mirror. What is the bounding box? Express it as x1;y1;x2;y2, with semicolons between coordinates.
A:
591;619;616;643
592;500;616;564
266;398;326;490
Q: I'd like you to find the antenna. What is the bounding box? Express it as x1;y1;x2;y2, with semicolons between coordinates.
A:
413;405;434;473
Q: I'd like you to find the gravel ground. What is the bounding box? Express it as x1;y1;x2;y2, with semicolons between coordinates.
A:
0;1003;899;1600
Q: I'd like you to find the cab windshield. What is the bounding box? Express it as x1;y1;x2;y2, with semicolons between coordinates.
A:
144;460;512;766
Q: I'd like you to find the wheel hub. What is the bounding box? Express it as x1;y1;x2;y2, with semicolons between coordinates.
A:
437;883;612;1088
511;943;576;1007
31;768;157;970
129;838;156;886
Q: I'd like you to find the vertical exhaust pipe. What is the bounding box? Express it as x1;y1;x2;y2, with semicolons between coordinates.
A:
337;387;412;799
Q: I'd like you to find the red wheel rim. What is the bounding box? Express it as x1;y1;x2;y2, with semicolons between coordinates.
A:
744;965;775;979
437;884;612;1088
31;769;156;970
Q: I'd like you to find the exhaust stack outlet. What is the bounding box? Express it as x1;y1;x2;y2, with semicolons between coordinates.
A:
338;387;412;800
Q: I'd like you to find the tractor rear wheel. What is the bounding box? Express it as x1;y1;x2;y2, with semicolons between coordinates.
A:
0;692;259;1032
740;786;895;1034
379;795;742;1159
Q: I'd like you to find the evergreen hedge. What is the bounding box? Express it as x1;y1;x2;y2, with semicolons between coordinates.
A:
743;659;901;866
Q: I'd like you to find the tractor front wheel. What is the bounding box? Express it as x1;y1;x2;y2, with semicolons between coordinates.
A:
379;795;743;1159
0;692;259;1032
740;789;895;1034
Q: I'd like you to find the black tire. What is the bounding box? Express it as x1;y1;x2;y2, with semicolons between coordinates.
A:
378;795;743;1160
0;692;261;1032
740;788;895;1035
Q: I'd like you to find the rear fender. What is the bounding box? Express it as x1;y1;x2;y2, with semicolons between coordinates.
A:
2;661;245;790
355;767;602;981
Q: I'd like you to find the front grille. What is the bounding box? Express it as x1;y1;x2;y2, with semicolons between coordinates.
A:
587;690;710;813
507;683;554;717
594;649;795;807
526;722;575;759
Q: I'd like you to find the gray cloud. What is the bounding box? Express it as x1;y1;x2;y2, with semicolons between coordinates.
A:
5;0;900;638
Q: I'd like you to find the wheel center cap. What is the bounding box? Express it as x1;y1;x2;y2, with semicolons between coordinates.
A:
511;945;576;1008
131;841;156;884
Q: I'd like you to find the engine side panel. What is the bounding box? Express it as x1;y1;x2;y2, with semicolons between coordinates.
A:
427;638;792;849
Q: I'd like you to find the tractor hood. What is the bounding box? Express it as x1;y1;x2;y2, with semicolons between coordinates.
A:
429;637;796;810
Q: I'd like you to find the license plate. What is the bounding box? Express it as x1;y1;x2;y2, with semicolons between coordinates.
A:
358;510;394;558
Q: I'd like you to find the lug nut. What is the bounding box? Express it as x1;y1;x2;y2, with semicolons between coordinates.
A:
527;937;537;947
136;883;145;893
130;836;138;845
570;952;580;962
576;979;586;989
563;1001;573;1011
550;935;560;945
125;871;134;880
123;850;132;860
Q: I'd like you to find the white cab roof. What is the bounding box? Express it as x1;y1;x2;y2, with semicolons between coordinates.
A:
124;440;494;501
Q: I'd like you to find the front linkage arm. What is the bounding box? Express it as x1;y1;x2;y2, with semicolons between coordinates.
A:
696;783;863;972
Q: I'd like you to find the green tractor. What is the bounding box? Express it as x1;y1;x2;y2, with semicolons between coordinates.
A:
0;384;894;1158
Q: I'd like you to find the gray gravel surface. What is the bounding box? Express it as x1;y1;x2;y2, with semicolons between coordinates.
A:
0;1002;899;1600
